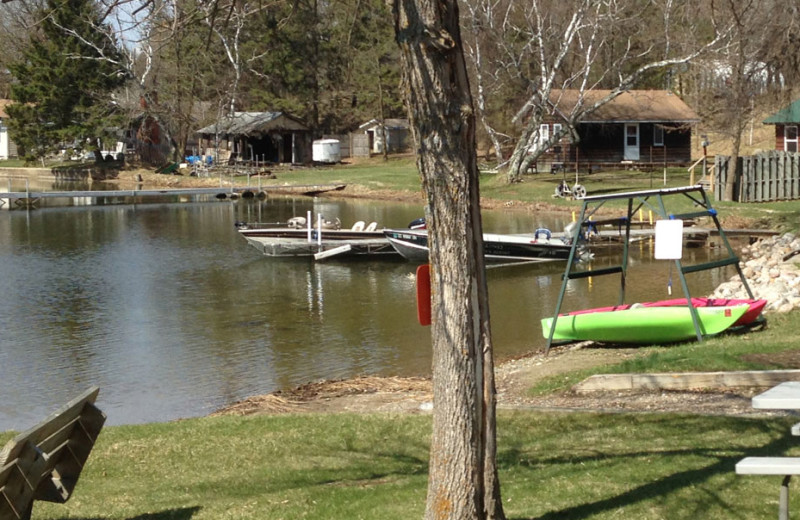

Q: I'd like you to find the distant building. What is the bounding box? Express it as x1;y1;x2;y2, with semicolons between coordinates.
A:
0;99;18;159
197;112;311;164
763;99;800;152
356;118;410;155
536;90;700;171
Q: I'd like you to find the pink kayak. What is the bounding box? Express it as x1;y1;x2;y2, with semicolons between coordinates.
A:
563;297;767;326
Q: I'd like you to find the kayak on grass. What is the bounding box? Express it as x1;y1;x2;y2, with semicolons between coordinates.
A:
541;304;750;344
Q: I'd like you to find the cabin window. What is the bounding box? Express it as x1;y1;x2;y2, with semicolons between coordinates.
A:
552;123;562;139
786;125;798;153
653;125;664;146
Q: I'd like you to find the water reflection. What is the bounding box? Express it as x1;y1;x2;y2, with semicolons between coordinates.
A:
0;196;738;430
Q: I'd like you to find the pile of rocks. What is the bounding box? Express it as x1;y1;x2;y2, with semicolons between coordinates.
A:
710;232;800;313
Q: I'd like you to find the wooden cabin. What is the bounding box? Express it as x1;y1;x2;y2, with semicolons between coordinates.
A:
197;111;312;164
535;90;699;172
763;99;800;152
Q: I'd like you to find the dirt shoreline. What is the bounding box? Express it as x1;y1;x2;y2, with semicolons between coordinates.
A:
109;165;637;217
212;343;793;419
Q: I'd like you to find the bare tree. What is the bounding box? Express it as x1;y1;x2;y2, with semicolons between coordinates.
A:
715;0;756;201
0;0;36;97
699;0;796;200
197;0;277;117
392;0;503;518
461;0;729;182
462;0;507;165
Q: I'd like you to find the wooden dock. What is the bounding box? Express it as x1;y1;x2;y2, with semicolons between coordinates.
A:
585;226;778;246
0;183;347;208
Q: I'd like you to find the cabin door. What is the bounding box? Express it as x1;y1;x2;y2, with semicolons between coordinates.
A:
624;123;640;161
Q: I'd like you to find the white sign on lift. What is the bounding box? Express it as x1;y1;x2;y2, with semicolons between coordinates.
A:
654;219;684;260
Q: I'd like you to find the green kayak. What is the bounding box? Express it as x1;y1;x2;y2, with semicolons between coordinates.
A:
541;304;749;344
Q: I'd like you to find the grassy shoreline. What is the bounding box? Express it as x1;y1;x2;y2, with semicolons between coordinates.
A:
2;312;798;518
4;155;799;231
258;156;800;231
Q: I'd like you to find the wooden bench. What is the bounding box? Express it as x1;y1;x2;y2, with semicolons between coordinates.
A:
0;387;105;519
736;457;800;520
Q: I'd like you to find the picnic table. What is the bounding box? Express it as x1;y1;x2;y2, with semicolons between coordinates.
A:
737;382;800;520
753;382;800;410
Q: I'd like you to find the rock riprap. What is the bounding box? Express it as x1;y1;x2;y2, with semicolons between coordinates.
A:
710;232;800;313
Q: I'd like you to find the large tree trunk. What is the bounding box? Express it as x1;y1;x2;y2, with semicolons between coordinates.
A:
391;0;505;518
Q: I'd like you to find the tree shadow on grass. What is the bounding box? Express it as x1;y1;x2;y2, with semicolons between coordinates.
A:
128;507;202;520
509;428;796;520
63;505;201;520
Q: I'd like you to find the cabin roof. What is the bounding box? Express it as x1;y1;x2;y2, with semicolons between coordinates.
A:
0;99;11;118
196;111;308;136
763;99;800;124
550;90;700;123
358;118;410;131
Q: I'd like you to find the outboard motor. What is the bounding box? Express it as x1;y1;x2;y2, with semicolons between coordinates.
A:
409;217;426;229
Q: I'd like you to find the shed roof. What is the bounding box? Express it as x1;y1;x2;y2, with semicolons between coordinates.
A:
0;99;11;118
763;99;800;124
358;118;410;131
550;90;700;123
196;111;308;136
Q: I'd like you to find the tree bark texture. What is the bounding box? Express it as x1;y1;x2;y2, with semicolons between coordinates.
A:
391;0;504;518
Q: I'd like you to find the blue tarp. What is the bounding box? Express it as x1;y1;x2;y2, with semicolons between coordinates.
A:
185;155;213;165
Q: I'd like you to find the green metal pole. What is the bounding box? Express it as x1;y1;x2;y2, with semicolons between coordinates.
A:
545;200;588;354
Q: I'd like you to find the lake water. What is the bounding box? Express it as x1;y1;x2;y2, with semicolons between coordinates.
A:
0;193;737;431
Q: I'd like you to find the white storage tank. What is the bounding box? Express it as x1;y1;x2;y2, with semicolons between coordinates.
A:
313;139;341;163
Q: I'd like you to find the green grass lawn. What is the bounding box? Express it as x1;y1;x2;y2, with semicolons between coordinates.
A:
3;410;797;519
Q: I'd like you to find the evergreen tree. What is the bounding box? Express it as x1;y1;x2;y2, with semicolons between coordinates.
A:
7;0;127;161
241;0;403;134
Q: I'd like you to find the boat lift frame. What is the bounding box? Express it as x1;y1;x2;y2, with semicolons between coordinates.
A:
544;185;757;354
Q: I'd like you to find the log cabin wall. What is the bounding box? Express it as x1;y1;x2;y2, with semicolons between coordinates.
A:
534;121;693;171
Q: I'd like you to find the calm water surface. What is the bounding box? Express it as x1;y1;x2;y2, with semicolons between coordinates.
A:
0;193;736;431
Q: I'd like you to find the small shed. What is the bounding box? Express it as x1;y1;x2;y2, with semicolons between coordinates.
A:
197;111;312;164
0;99;18;160
536;90;700;170
356;118;410;155
763;99;800;152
